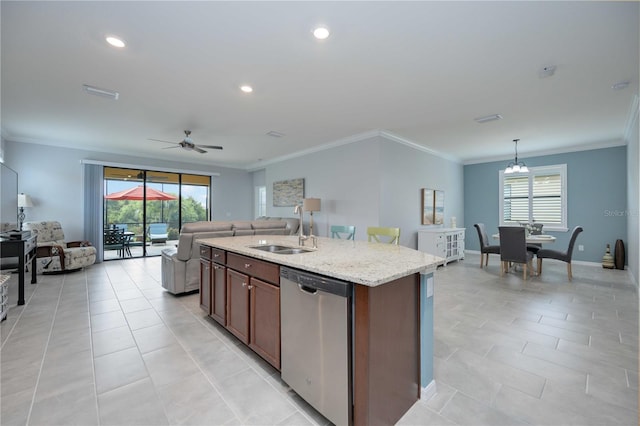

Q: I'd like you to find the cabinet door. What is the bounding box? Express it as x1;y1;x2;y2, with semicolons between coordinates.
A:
199;258;211;314
226;269;250;344
249;277;281;369
211;263;226;326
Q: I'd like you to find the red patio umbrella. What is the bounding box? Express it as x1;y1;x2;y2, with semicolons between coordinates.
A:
105;185;177;200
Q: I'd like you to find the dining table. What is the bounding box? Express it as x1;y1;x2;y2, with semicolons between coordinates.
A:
492;233;557;244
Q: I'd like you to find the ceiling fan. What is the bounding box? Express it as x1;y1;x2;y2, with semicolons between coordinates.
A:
148;130;223;154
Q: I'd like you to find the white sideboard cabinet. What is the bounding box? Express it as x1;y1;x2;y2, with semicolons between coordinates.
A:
418;228;465;265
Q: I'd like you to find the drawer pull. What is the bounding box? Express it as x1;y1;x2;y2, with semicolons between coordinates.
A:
242;282;247;287
244;263;251;269
247;285;253;290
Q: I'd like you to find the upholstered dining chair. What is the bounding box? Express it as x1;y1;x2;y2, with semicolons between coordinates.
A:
331;225;356;240
367;226;400;245
536;226;583;281
473;223;500;268
498;226;534;280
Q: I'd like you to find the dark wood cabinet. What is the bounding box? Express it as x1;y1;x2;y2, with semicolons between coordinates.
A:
209;247;227;326
199;257;211;314
200;246;281;369
226;268;250;344
249;277;280;368
211;263;227;325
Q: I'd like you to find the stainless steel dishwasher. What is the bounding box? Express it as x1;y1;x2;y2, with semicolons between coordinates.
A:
280;267;352;426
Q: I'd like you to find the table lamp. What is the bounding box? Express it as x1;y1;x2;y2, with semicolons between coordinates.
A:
18;193;34;230
302;198;321;237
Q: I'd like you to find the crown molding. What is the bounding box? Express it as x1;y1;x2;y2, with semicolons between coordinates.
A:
463;139;627;165
245;129;460;171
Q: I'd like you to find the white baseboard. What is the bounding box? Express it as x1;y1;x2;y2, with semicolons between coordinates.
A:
420;380;437;401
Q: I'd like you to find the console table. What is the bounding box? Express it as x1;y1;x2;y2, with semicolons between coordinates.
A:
418;228;465;265
0;235;37;305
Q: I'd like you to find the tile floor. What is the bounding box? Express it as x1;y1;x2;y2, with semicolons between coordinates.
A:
1;253;638;425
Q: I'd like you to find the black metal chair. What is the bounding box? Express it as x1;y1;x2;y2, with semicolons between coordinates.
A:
498;226;535;280
536;226;583;281
474;223;500;268
104;228;126;257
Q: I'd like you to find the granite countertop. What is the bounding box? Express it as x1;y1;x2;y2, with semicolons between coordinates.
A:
197;235;441;287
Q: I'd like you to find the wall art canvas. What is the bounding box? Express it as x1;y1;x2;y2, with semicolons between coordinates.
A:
422;188;445;225
273;178;304;206
434;190;445;225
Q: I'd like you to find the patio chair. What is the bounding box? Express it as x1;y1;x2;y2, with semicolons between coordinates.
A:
104;228;127;257
148;223;168;244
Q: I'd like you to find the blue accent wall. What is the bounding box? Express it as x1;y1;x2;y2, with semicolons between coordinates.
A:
464;146;627;263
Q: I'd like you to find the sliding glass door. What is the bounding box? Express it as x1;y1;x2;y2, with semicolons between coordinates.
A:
103;167;211;260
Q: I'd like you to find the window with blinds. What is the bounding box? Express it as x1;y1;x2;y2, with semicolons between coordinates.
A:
499;164;567;231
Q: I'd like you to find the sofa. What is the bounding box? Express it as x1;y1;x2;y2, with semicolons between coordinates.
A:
161;217;299;294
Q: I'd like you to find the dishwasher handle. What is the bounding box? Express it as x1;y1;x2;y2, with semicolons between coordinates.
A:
298;284;318;295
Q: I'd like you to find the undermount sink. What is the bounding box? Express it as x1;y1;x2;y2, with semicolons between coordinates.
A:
249;244;313;255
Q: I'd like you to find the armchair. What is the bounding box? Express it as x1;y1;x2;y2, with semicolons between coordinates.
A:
23;221;96;274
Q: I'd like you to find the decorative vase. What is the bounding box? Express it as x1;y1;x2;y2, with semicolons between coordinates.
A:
614;239;625;270
602;244;615;269
450;217;457;228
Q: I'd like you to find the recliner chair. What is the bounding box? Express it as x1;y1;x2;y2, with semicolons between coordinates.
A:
23;221;96;274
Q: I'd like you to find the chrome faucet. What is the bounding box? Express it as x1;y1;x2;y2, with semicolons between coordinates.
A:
294;204;308;246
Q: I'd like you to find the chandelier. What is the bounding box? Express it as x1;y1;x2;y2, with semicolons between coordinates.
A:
505;139;529;174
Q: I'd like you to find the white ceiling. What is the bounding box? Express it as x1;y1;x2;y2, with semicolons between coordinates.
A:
2;1;638;169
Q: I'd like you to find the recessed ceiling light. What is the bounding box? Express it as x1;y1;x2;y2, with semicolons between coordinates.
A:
538;65;556;78
474;114;502;124
240;85;253;93
313;27;330;40
105;36;125;48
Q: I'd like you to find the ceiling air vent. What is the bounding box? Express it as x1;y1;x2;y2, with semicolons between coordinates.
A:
474;114;502;124
83;84;119;100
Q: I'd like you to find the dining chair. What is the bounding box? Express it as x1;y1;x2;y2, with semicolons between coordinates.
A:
473;223;500;268
367;226;400;245
536;226;583;281
331;225;356;240
498;226;534;280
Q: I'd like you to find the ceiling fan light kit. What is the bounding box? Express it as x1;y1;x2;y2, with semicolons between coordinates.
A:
148;130;223;154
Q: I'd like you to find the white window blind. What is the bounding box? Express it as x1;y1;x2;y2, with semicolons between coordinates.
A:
499;164;567;231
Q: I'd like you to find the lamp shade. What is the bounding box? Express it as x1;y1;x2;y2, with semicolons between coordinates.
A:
18;193;34;208
302;198;321;212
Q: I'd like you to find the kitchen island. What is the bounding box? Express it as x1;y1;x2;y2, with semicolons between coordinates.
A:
197;235;441;425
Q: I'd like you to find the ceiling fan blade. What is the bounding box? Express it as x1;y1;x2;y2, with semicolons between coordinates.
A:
193;146;207;154
148;138;178;144
161;145;180;150
196;145;224;150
